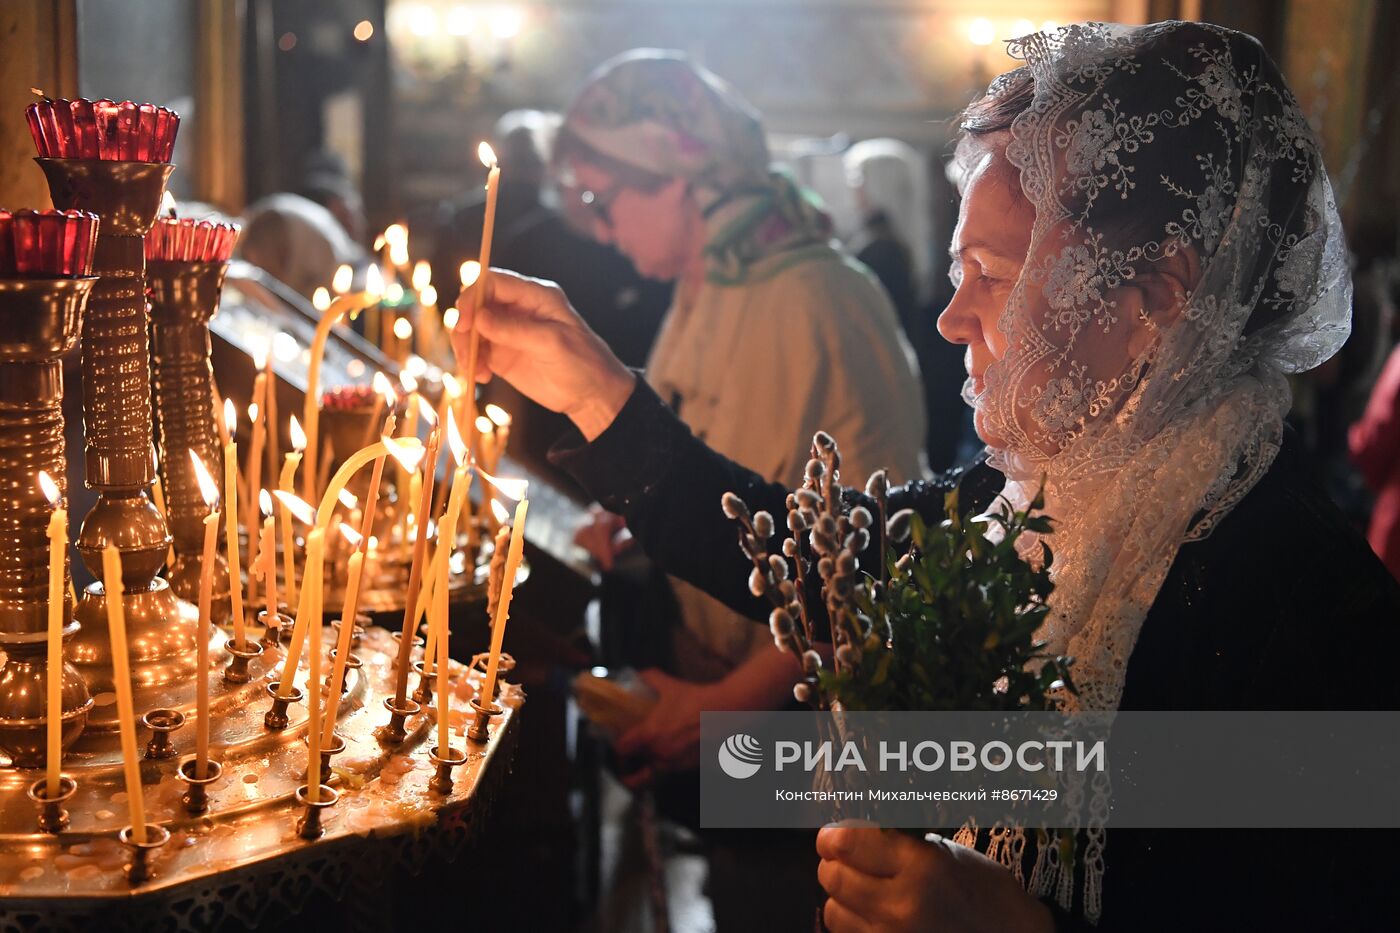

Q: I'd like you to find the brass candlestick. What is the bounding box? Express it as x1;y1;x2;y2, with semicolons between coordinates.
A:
258;608;291;649
120;823;171;885
427;745;466;795
148;259;230;618
411;659;435;707
223;637;264;684
466;697;502;745
294;784;339;840
264;681;304;731
37;158;188;730
177;756;222;814
142;707;185;759
0;277;95;762
27;775;77;833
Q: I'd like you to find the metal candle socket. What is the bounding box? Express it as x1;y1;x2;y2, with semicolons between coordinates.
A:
142;707;186;760
411;659;435;706
327;648;361;694
307;731;346;780
294;784;339;840
379;695;421;746
27;775;77;833
258;609;292;648
427;745;466;795
120;823;171;885
264;681;304;731
466;697;502;745
176;756;222;814
223;637;264;684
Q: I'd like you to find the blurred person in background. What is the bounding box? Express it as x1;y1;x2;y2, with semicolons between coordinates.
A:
238;192;363;300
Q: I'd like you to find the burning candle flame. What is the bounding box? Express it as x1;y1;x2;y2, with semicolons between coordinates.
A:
441;372;463;399
475;465;528;501
312;287;331;312
337;488;358;509
248;402;259;422
289;415;307;452
365;264;384;297
339;522;364;548
393;316;413;340
478;142;497;168
399;371;419;394
223;397;237;434
405;355;428;378
381;435;426;472
373;371;395;404
412;260;432;291
386;282;405;303
448;412;468;465
417;397;438;426
475;415;494;435
273;490;316;525
253;344;269;370
38;470;60;505
490;498;510;524
259;488;273;517
333;264;354;295
190;450;220;510
419;284;438;307
459;260;480;288
485;403;513;427
442;306;460;329
160;190;177;218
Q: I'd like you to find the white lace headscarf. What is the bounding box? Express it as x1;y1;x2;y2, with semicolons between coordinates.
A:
952;22;1350;919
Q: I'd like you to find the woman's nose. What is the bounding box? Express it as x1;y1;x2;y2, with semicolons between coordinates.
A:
937;287;978;346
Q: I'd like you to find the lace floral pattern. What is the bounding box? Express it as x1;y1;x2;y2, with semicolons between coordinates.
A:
965;21;1351;922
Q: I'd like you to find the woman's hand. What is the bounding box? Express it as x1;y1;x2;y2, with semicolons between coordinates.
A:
573;505;635;572
451;270;636;441
613;669;713;787
816;825;1054;933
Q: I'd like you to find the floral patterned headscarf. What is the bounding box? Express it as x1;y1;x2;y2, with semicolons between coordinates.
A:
559;49;833;285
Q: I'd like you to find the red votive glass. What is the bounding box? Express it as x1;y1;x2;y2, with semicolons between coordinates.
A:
145;217;240;263
321;385;382;411
0;211;14;277
26;97;180;162
7;209;99;277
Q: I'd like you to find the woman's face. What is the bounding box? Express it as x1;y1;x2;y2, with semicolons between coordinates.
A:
567;159;696;282
938;139;1165;456
937;142;1034;450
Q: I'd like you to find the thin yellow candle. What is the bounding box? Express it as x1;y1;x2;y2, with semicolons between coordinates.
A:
245;388;267;609
257;490;278;623
465;145;500;441
302;291;380;502
39;472;66;796
152;468;175;570
434;418;473;752
222;400;247;650
390;425;442;712
190;451;221;779
323;524;364;746
262;346;280;495
102;545;147;843
481;494;529;703
277;436;423;699
485;403;512;469
304;526;326;802
279;416;306;605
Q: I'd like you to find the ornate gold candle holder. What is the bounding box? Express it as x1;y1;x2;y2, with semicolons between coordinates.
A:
411;658;435;706
264;680;303;731
428;745;467;794
147;259;231;618
223;636;264;684
0;276;95;762
36;157;188;729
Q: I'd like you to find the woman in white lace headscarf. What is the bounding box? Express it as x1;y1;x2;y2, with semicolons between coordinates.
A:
448;21;1400;931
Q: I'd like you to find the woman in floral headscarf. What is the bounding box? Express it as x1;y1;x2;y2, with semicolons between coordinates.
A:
552;50;926;782
453;22;1400;932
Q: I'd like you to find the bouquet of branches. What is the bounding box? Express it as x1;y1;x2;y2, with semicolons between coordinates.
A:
723;431;1073;713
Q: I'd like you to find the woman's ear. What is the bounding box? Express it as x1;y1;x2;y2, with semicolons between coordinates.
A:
1125;243;1201;359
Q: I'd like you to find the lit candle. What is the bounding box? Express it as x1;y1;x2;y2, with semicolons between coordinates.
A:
323;522;363;746
481;492;528;704
279;416;306;604
263;344;279;499
389;424;442;714
190;451;221;779
39;472;66;797
277;435;423;699
102;545;147;843
485;403;512;470
245;370;268;607
434;417;473;753
465;144;500;454
303;290;382;502
257;490;278;624
303;526;326;802
332;263;353;296
222;400;246;650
